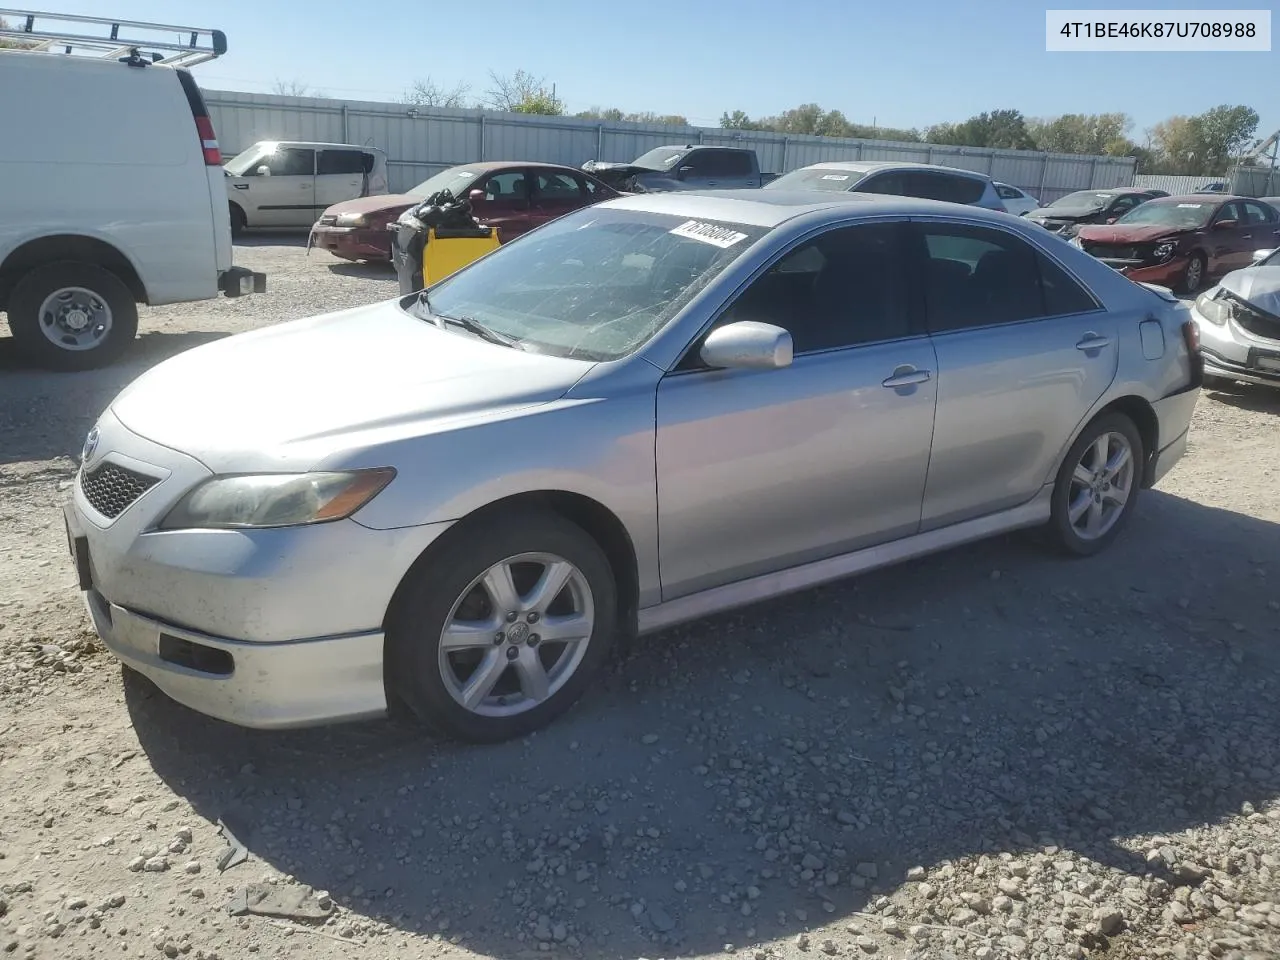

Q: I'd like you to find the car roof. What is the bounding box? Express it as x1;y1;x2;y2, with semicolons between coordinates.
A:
601;188;1018;229
252;140;383;152
1153;193;1243;203
448;160;592;173
795;160;991;181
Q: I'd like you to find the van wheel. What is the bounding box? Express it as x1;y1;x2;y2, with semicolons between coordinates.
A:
7;262;139;371
1048;413;1144;557
386;509;617;743
229;204;247;237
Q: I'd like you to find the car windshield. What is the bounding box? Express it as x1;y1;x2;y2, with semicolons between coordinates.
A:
409;207;769;361
406;167;484;199
1116;200;1214;228
1048;191;1113;211
223;144;269;176
764;168;867;192
631;148;688;171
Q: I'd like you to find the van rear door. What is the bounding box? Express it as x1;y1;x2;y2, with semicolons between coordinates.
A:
176;69;232;275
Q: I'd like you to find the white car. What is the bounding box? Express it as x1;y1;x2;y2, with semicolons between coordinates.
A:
994;182;1041;216
0;14;265;370
224;141;389;232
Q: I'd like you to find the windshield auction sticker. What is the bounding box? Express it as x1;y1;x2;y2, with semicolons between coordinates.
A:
1045;9;1270;51
670;220;749;248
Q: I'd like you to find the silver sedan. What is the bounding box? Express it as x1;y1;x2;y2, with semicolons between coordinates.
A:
65;190;1202;742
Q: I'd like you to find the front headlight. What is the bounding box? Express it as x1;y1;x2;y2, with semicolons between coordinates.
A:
335;213;368;228
1153;241;1177;261
1194;290;1232;326
159;468;395;530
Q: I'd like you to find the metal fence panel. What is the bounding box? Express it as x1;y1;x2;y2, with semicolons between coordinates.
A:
1133;174;1225;195
206;90;1135;204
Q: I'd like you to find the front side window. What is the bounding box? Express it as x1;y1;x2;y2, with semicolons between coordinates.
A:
916;223;1091;331
413;208;768;361
716;223;911;354
1108;195;1141;216
481;171;530;203
261;147;314;177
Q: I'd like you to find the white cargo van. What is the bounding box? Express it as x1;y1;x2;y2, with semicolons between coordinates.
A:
0;12;265;371
224;141;390;232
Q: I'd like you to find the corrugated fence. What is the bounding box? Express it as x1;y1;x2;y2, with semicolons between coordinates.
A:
205;90;1136;204
1134;170;1280;198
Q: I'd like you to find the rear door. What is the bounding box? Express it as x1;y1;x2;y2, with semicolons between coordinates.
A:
474;168;532;241
911;219;1118;529
529;169;588;228
717;149;761;189
315;148;369;213
246;146;315;226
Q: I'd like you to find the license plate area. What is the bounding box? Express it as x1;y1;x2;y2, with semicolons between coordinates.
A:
64;516;93;591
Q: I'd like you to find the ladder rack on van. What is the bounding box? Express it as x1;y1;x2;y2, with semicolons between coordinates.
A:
0;9;225;67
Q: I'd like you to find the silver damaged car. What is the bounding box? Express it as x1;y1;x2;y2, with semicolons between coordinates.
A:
64;190;1203;742
1192;246;1280;388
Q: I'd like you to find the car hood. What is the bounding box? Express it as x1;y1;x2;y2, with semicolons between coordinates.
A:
110;301;593;473
321;194;417;218
1076;223;1188;243
1028;207;1100;222
1218;266;1280;316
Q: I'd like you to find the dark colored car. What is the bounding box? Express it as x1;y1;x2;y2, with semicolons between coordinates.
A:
310;162;618;262
1025;188;1164;238
1074;194;1280;294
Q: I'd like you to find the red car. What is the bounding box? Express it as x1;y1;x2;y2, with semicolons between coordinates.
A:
1075;193;1280;294
311;161;619;262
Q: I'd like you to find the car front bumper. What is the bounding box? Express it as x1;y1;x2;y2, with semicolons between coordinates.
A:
310;223;392;261
1108;257;1188;287
1191;302;1280;388
65;409;453;728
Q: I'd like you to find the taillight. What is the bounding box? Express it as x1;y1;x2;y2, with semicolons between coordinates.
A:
1181;318;1201;354
194;115;222;166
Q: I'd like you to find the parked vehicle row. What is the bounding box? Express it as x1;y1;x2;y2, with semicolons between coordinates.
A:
66;189;1203;741
583;145;778;192
1025;188;1169;238
764;161;1010;212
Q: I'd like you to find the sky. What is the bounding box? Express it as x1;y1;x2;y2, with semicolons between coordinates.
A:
11;0;1278;147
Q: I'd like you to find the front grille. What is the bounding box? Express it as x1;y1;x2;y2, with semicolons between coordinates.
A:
79;462;160;519
1233;300;1280;342
1085;243;1142;260
318;215;338;226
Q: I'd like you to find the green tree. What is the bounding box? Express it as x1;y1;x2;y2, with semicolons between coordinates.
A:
1028;113;1132;155
485;69;563;115
929;109;1033;150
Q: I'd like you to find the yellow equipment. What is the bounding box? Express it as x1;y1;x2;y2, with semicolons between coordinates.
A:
422;226;500;286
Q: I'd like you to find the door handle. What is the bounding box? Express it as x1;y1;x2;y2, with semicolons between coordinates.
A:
881;367;932;388
1076;334;1111;351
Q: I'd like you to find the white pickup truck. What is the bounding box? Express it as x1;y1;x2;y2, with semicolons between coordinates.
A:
0;12;265;371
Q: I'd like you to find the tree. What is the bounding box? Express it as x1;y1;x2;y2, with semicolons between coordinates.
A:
484;69;563;115
927;109;1033;150
1027;113;1133;155
400;77;471;109
271;79;325;98
716;104;920;142
575;106;690;126
1196;104;1260;170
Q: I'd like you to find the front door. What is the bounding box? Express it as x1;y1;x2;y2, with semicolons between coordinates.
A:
655;221;938;600
474;169;532;242
910;220;1120;529
529;170;588;229
315;148;369;213
1207;201;1255;275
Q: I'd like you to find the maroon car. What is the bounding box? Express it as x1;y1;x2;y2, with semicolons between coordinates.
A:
1075;194;1280;294
311;161;619;262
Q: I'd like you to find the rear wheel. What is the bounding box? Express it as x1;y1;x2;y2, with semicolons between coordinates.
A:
229;203;247;237
386;510;617;742
1048;413;1144;557
6;261;138;371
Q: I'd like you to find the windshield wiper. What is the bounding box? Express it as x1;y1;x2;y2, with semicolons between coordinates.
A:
413;290;522;348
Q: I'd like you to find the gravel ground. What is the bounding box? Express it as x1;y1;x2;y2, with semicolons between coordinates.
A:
2;237;1280;960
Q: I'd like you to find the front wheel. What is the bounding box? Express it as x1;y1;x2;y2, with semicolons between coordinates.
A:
1048;413;1144;557
6;261;139;371
387;510;617;742
1178;253;1206;295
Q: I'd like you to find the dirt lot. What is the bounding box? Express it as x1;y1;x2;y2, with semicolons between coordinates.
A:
2;237;1279;960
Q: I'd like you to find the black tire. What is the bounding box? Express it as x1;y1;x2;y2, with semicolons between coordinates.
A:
229;203;247;237
1048;412;1144;557
7;261;139;371
386;509;618;743
1177;252;1206;295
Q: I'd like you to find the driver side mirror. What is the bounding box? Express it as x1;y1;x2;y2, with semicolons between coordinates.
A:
1252;248;1276;264
1105;217;1117;224
699;321;793;370
468;188;486;206
1212;219;1238;230
676;165;694;180
255;164;271;177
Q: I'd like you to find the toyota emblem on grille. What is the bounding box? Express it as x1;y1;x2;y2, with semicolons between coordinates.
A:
81;426;100;464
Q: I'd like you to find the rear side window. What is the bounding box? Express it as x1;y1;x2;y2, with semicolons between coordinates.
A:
317;150;366;175
720;151;755;176
907;172;987;205
914;223;1094;332
997;184;1023;200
